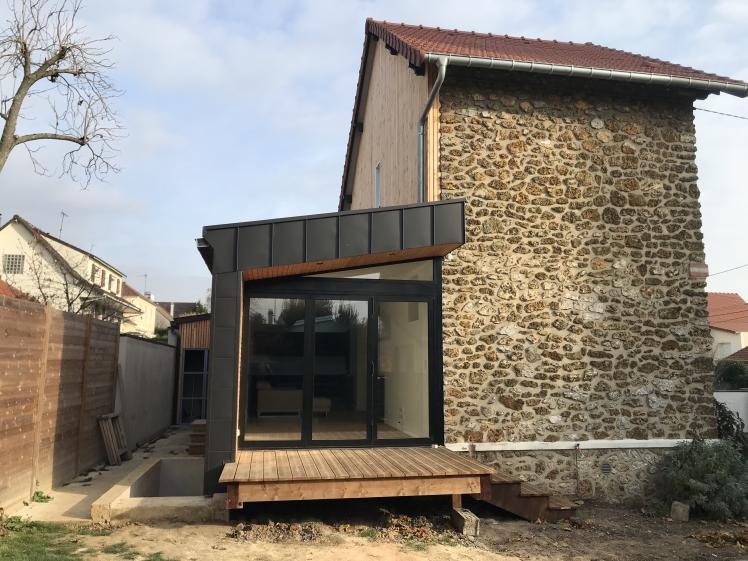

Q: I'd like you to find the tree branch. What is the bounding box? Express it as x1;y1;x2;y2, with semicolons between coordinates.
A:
15;131;85;145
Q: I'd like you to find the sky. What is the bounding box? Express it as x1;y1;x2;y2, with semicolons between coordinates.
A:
0;0;747;302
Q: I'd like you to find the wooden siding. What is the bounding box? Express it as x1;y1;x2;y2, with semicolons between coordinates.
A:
0;296;119;512
180;319;210;349
350;40;430;210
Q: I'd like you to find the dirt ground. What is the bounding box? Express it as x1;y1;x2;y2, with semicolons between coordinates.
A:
63;497;748;561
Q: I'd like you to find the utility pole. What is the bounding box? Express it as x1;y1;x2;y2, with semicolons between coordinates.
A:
58;211;68;238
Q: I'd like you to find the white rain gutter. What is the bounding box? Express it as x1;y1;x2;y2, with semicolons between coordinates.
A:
444;438;719;453
423;53;748;98
416;55;448;203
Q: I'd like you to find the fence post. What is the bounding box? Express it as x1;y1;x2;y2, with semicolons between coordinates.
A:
29;305;53;500
74;315;93;475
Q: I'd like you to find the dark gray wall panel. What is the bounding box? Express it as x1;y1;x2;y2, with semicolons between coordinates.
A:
204;228;235;274
272;220;304;266
434;202;465;246
371;210;401;253
403;206;432;249
237;224;271;269
204;271;241;494
339;213;369;257
306;217;338;262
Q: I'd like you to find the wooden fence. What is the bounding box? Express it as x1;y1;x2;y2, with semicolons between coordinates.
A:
0;295;119;512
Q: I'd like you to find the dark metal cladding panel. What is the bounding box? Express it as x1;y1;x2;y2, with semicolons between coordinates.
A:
306;217;338;262
371;210;402;253
204;228;236;274
403;206;432;249
434;202;465;246
339;213;369;257
272;220;304;266
237;224;271;270
204;271;241;494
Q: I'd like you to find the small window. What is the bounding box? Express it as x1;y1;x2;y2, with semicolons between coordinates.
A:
90;264;98;282
100;271;106;287
2;254;25;275
116;278;121;294
108;275;114;291
374;162;381;208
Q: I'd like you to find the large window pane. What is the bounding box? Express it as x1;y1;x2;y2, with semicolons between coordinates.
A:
377;301;429;439
309;260;433;281
313;300;368;440
245;298;305;441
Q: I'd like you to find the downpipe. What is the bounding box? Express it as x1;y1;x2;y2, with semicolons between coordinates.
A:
417;56;448;203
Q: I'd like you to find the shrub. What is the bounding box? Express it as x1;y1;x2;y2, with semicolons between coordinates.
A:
715;399;748;453
714;360;748;390
650;439;748;520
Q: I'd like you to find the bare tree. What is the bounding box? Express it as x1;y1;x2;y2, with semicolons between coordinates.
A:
0;0;121;184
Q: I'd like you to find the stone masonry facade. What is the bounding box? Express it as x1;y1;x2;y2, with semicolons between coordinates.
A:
438;68;715;499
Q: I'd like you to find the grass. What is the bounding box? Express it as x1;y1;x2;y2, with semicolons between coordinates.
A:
357;527;379;539
0;517;174;561
0;517;80;561
31;490;53;503
101;542;138;559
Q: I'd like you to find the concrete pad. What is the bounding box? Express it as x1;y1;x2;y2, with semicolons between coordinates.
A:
13;427;191;523
91;457;227;524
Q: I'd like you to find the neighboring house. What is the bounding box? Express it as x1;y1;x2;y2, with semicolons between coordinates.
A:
707;293;748;362
0;278;29;299
0;215;138;321
195;19;748;502
120;283;173;337
157;301;205;319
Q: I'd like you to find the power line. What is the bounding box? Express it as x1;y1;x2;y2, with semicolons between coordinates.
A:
694;106;748;121
709;263;748;277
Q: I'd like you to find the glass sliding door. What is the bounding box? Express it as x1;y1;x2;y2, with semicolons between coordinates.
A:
376;300;430;440
244;297;306;442
312;299;369;441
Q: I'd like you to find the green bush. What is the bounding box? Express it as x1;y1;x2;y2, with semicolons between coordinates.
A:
714;360;748;390
716;399;748;453
650;439;748;520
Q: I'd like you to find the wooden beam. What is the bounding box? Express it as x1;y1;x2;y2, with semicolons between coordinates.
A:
233;475;482;503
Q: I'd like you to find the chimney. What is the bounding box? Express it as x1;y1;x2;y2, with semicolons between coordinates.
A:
144;291;155;302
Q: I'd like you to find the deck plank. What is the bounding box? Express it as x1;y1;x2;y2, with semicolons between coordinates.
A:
249;450;264;481
287;450;308;480
298;450;322;479
330;449;363;478
408;447;454;476
235;453;252;482
276;450;293;480
432;448;492;474
309;449;336;479
219;462;239;483
319;449;348;479
357;449;389;477
369;449;407;478
263;451;278;481
345;449;379;478
386;448;432;477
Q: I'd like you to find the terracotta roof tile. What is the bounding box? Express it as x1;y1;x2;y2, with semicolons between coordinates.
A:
725;346;748;362
367;20;747;87
339;19;748;210
708;292;748;333
0;279;28;299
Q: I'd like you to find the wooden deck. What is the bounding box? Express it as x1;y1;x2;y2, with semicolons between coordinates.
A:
220;447;493;508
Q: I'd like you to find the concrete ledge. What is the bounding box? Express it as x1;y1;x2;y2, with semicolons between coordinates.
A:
445;439;719;452
91;457;227;523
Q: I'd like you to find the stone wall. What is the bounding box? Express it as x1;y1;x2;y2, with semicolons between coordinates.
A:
439;69;715;496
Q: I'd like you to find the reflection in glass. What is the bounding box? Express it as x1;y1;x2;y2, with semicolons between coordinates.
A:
245;298;305;441
312;300;368;440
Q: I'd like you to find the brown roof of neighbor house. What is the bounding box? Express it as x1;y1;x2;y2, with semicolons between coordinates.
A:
157;301;202;319
0;279;28;299
339;19;748;209
725;346;748;362
708;292;748;333
121;282;141;298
